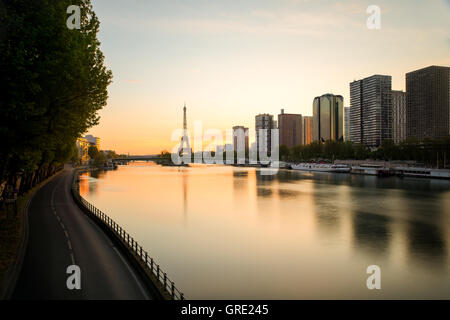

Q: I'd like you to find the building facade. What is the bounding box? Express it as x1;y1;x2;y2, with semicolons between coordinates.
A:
392;90;406;144
84;134;101;150
303;116;313;145
255;114;277;155
406;65;450;140
312;94;344;142
278;109;302;148
349;75;392;147
76;137;90;163
344;107;350;141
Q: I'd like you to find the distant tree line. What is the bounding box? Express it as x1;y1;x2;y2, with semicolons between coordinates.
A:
280;137;450;168
86;147;122;167
0;0;112;198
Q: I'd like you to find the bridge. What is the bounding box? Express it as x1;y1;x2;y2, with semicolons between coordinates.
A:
111;155;176;166
112;155;163;162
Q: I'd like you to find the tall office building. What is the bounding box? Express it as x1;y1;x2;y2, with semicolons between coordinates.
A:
406;65;450;140
344;107;350;141
349;75;392;147
392;90;406;144
303;116;313;145
278;109;302;148
255;114;276;155
232;126;249;154
312;94;344;142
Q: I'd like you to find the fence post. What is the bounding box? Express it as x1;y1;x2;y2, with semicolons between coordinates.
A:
171;282;175;299
157;265;160;281
164;273;167;290
151;258;154;273
180;293;184;300
145;252;148;266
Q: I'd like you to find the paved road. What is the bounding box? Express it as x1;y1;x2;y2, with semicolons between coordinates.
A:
13;168;151;300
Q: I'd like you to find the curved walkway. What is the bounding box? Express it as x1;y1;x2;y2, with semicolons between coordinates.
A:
13;168;151;300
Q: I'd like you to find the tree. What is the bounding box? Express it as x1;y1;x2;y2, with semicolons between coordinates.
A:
88;146;99;160
0;0;112;195
378;139;398;160
92;151;106;167
160;150;171;159
279;145;289;161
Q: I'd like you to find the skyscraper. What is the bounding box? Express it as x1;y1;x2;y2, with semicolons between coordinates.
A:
255;114;276;155
344;107;350;141
406;65;450;140
278;109;302;148
349;75;392;147
392;90;406;144
303;116;313;145
312;94;344;142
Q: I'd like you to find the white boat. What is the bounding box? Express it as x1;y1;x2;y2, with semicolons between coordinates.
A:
394;167;450;179
291;163;350;173
351;164;390;176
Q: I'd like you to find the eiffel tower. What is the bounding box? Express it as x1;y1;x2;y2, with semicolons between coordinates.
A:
178;103;191;158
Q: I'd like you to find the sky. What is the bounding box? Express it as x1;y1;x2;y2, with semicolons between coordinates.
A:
87;0;450;154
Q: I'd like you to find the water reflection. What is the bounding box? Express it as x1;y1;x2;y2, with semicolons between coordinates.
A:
352;211;391;254
407;221;447;269
79;164;450;299
182;171;188;223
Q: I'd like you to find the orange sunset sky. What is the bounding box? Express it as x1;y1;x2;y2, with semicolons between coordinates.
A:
87;0;450;155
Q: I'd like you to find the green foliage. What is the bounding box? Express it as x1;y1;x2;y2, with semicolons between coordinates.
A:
88;145;99;159
92;151;106;167
279;145;289;161
159;150;171;159
0;0;112;191
104;150;119;159
286;137;450;166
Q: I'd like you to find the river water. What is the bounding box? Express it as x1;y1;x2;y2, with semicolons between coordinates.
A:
79;162;450;299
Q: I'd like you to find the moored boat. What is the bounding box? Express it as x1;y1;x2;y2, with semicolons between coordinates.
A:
291;163;350;173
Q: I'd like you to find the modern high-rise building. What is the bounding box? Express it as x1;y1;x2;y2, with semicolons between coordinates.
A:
392;90;406;144
406;65;450;140
278;109;302;148
255;114;276;155
349;75;392;147
232;125;249;154
344;107;350;141
312;94;344;142
303;116;313;145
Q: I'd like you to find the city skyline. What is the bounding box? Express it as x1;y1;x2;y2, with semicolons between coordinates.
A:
86;0;450;154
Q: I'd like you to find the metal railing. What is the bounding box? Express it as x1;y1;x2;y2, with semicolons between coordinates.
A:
71;171;185;300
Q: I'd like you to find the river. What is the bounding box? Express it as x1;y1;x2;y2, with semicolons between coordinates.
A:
79;162;450;299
